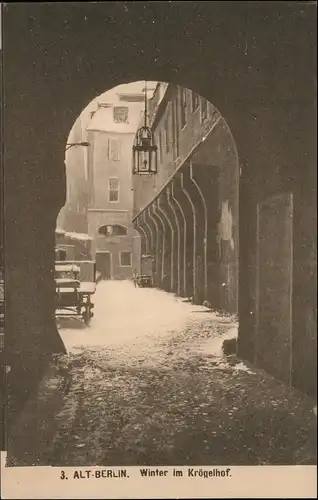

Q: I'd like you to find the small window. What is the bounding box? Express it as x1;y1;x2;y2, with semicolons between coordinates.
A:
172;98;180;160
165;113;170;153
200;96;208;123
113;106;129;124
113;225;127;236
180;87;187;128
120;252;132;267
191;91;199;112
158;130;163;164
107;138;121;161
108;177;119;202
99;224;127;236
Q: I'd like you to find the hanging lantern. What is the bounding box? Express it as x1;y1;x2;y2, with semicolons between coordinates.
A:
132;81;158;175
132;125;158;175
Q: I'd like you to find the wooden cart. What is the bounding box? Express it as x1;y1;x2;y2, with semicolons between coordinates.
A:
55;262;96;325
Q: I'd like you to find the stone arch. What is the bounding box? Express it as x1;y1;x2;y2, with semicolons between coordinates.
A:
171;180;187;297
165;186;181;296
146;206;160;286
157;196;174;293
134;218;148;257
3;1;316;437
151;202;165;286
142;211;154;254
172;169;195;299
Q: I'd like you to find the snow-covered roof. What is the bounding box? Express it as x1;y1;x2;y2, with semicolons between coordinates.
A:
86;81;157;134
55;264;81;273
64;232;92;242
87;104;143;134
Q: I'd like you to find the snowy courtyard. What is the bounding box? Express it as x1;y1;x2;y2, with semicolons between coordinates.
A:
6;281;317;467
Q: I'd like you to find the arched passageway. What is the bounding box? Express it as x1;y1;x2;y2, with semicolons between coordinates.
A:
3;2;316;441
133;104;239;313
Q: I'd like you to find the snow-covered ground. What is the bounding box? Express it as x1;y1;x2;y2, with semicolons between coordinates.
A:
57;280;248;373
58;280;201;351
6;281;317;467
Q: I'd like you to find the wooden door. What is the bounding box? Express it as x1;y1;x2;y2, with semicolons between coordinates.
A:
96;252;111;280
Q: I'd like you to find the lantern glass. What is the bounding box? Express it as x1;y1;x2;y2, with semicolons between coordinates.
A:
133;145;157;175
132;125;158;175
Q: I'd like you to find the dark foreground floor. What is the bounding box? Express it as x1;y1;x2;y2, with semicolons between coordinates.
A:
5;283;317;467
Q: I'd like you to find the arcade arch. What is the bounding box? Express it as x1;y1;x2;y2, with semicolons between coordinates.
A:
4;4;316;437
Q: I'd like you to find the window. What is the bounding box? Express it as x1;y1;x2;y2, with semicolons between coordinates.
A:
120;251;132;267
113;225;127;236
158;130;163;164
200;96;208;123
180;87;187;128
107;138;121;161
108;177;119;202
165;113;170;153
113;106;129;124
172;98;180;160
191;91;199;112
99;224;127;236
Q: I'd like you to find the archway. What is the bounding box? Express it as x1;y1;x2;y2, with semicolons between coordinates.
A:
3;2;316;448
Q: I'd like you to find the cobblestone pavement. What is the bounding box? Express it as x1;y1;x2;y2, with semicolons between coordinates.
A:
7;282;317;466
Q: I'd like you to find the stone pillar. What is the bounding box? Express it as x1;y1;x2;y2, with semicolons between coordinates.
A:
173;170;194;300
147;207;160;287
171;180;187;297
151;203;165;288
165;187;181;295
183;164;206;305
134;220;147;274
190;164;220;309
5;147;67;431
158;194;174;293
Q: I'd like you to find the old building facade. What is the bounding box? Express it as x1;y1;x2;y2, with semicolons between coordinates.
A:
85;87;147;279
57;83;153;279
133;83;239;314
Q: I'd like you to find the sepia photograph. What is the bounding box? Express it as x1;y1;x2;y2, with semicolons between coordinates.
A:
0;1;317;498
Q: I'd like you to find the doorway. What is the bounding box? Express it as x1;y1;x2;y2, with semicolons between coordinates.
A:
96;251;112;280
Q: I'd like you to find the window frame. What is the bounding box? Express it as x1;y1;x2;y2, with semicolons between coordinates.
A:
120;251;132;267
164;103;171;154
180;87;187;129
108;176;120;203
98;224;127;236
191;90;200;113
113;106;129;124
200;96;208;124
107;138;121;162
172;97;180;160
158;129;163;164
